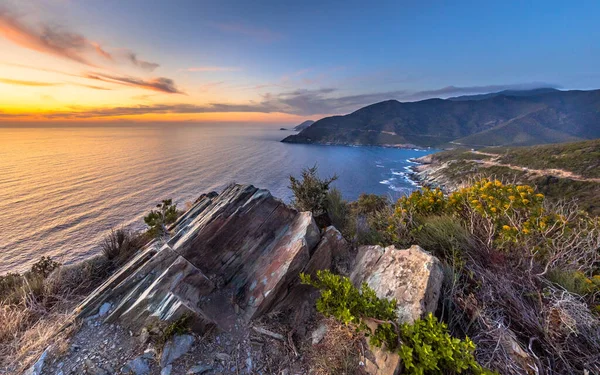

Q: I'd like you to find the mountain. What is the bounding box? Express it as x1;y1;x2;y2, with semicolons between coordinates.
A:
282;89;600;148
448;88;560;101
293;120;315;131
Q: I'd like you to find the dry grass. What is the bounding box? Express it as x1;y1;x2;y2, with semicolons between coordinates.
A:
303;318;364;375
0;230;146;373
0;296;80;373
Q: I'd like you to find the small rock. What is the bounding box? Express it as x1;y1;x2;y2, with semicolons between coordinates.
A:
215;353;231;362
23;347;49;375
98;302;112;317
311;323;328;345
187;364;212;374
139;327;150;344
123;357;150;375
160;334;195;366
142;347;157;360
161;365;173;375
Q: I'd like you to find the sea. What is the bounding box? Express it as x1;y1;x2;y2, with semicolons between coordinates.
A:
0;124;435;274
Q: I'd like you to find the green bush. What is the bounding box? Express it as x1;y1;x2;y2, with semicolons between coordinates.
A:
144;199;179;237
301;270;493;375
289;164;338;216
324;188;350;233
355;193;389;216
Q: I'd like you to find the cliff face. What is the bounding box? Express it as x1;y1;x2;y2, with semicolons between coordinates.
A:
29;184;443;375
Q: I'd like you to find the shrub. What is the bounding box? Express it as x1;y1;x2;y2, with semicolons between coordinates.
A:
324;188;350;233
301;270;493;375
30;256;60;278
355;193;389;216
144;199;179;237
289;164;338;216
100;228;143;263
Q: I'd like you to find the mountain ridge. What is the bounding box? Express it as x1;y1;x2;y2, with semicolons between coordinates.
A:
282;89;600;148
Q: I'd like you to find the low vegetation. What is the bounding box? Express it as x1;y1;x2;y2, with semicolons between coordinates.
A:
302;270;494;375
143;198;179;237
289;164;338;218
289;166;600;373
425;139;600;214
0;198;182;373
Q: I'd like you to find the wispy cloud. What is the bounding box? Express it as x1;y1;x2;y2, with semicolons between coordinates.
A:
401;83;560;101
0;77;60;86
0;5;159;71
198;81;225;91
9;82;561;119
84;72;184;94
213;22;283;42
182;66;241;72
126;51;159;72
0;7;97;66
0;77;111;90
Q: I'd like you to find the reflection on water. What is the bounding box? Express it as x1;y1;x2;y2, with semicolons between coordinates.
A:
0;123;434;273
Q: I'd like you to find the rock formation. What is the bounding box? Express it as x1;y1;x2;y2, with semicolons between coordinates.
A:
75;184;321;331
33;184;443;375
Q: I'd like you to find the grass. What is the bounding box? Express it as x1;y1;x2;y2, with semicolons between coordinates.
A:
0;229;147;373
303;318;364;375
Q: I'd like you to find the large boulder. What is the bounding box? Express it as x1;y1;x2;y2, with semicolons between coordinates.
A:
350;244;443;324
75;184;320;331
350;245;443;375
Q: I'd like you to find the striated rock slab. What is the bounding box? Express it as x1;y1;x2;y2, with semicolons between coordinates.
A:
350;244;443;324
75;184;320;331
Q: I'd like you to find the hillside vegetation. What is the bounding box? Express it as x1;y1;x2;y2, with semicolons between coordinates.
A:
282;89;600;148
416;139;600;215
292;165;600;374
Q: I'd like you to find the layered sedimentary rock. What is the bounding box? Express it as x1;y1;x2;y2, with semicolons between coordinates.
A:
76;184;320;331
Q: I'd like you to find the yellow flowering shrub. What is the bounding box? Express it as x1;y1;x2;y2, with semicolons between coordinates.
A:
389;178;591;254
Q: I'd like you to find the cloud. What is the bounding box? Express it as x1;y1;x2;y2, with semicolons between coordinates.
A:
0;78;60;86
91;42;112;60
126;51;159;72
401;83;560;101
15;82;562;119
0;8;96;66
213;22;282;42
85;72;184;94
182;66;241;72
0;77;110;90
0;5;159;71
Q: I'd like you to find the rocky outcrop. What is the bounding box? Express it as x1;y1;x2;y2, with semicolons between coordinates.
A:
75;184;320;332
350;245;443;375
351;244;443;323
43;185;445;375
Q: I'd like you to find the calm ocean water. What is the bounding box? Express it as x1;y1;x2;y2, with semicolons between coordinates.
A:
0;124;434;274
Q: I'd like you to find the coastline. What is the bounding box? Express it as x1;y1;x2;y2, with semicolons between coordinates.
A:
405;154;455;192
281;137;431;151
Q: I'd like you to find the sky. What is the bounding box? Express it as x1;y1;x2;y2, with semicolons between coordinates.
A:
0;0;599;124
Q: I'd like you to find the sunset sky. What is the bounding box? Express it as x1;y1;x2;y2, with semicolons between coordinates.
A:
1;0;599;124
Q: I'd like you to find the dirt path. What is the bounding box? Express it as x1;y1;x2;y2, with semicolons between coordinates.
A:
468;151;600;183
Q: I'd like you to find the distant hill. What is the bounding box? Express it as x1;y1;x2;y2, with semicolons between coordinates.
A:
282;89;600;148
293;120;315;131
448;88;560;101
